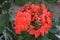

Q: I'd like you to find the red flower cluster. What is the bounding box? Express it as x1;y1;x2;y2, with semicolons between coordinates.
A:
14;4;52;38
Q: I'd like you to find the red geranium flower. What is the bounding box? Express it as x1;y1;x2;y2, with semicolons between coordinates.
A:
14;3;52;38
14;11;31;34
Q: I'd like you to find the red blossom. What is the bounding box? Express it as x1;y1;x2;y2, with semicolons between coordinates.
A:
14;11;31;34
35;29;40;38
14;4;53;38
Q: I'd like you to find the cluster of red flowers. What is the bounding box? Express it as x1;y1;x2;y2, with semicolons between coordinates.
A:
14;4;52;38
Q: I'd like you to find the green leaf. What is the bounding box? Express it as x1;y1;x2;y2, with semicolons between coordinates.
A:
0;26;4;34
7;30;17;40
18;36;23;40
3;2;11;10
30;0;35;4
49;28;57;34
0;8;2;14
6;27;18;40
49;23;57;34
37;36;43;40
37;34;51;40
0;13;10;33
19;32;35;40
20;32;29;38
29;0;40;4
44;0;57;3
25;35;35;40
15;0;27;5
47;32;55;39
0;13;9;27
0;0;4;4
